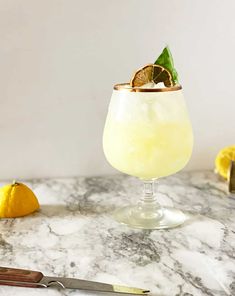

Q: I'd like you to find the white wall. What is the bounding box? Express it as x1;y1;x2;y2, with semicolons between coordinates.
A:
0;0;235;179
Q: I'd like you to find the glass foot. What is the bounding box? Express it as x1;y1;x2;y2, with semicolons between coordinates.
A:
113;205;186;229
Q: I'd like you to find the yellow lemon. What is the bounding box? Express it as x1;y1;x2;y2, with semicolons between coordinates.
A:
0;182;40;218
215;146;235;180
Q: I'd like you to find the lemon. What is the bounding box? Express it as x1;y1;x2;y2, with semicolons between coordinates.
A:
0;182;40;218
215;146;235;180
130;64;173;88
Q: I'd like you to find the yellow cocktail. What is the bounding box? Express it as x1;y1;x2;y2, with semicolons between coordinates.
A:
103;46;193;229
103;86;193;180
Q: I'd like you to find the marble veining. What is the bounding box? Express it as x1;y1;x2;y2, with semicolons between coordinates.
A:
0;171;234;296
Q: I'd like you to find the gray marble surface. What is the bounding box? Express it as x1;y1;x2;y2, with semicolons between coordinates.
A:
0;171;235;296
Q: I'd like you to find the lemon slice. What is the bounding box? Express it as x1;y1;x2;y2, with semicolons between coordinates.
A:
0;182;40;218
215;146;235;180
130;64;173;88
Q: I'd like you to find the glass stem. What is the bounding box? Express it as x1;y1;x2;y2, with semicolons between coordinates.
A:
138;180;162;219
143;180;160;203
143;180;156;201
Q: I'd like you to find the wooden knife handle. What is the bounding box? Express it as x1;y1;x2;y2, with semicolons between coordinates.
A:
0;266;43;288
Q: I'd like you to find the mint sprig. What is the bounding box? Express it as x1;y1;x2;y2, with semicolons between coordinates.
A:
155;46;178;84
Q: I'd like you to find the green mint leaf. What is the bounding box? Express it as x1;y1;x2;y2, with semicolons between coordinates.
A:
155;46;178;84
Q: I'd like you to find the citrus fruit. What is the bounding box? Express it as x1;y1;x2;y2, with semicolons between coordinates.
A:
0;182;40;218
130;64;173;88
215;146;235;180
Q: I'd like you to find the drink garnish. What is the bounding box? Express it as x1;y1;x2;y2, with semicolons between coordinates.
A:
130;64;173;87
130;46;178;88
155;46;178;84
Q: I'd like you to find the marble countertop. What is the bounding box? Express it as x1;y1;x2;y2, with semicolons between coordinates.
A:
0;171;235;296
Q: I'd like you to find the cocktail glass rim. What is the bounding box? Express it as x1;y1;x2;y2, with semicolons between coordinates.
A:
113;83;182;93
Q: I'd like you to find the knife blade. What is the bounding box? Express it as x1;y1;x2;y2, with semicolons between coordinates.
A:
0;267;149;294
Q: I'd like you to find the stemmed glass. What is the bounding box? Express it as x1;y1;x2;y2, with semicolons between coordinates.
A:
103;83;193;229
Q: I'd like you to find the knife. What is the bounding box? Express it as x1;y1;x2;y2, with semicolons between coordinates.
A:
0;267;149;294
229;160;235;195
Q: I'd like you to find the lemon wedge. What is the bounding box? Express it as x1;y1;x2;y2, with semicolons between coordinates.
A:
0;182;40;218
215;146;235;180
